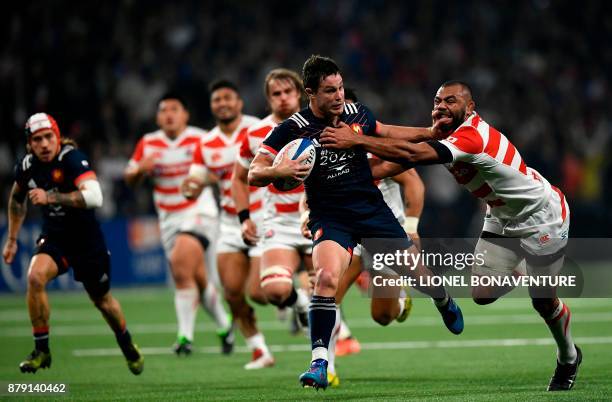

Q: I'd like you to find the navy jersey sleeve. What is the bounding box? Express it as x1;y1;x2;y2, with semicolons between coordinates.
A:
62;148;96;186
356;103;379;136
261;119;298;156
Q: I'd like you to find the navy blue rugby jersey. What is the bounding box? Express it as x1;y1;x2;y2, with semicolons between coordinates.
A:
14;144;106;247
262;102;387;220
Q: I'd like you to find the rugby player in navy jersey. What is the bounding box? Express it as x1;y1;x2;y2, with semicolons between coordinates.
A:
2;113;144;375
248;55;463;390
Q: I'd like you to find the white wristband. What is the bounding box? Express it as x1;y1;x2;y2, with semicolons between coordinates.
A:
402;216;419;234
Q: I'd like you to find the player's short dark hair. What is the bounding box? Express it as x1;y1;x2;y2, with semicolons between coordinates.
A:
440;80;473;99
264;68;304;98
209;79;241;96
158;92;189;110
302;55;341;91
344;88;358;103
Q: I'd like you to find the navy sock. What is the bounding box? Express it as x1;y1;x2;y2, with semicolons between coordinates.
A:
115;328;138;360
33;327;49;353
309;296;336;358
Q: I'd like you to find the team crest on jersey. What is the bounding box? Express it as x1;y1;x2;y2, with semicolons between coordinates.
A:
211;152;222;163
265;229;275;238
350;123;363;135
313;228;323;241
51;169;64;183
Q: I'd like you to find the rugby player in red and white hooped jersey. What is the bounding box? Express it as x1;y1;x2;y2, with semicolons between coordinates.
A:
232;68;312;331
183;80;273;370
320;80;581;392
125;93;232;356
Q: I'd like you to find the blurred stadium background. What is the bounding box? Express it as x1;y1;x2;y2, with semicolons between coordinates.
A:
0;1;611;399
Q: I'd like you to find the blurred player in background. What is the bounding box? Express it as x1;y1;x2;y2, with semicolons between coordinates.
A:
124;93;232;356
234;69;311;330
321;80;581;391
3;113;144;375
249;55;464;390
183;80;274;369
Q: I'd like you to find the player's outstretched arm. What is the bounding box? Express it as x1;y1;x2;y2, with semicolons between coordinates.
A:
3;182;27;264
376;115;453;141
248;151;310;187
321;124;442;165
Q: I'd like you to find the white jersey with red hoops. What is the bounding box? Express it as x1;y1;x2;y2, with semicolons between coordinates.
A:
128;126;218;221
192;115;262;226
240;114;305;226
439;112;555;220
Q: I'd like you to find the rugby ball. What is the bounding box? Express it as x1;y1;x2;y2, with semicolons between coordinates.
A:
272;138;316;191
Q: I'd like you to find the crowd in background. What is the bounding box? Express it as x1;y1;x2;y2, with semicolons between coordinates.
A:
2;0;610;236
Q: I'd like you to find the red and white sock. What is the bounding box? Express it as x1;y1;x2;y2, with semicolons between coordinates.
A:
246;333;271;357
545;300;577;364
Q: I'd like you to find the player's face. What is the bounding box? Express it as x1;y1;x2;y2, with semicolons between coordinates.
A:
432;84;475;132
311;74;345;117
267;78;301;120
29;129;59;162
157;99;189;136
210;88;243;124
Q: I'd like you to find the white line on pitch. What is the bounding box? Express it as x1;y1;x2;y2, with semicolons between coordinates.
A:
72;336;612;357
2;312;611;337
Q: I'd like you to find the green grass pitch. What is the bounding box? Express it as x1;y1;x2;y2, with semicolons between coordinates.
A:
1;287;611;401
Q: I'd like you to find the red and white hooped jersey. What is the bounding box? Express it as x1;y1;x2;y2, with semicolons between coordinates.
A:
240;114;305;224
439;112;552;220
192;115;262;218
128;126;218;220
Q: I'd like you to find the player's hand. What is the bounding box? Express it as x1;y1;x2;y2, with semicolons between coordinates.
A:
28;188;49;205
181;177;204;200
430;110;454;139
320;122;361;149
2;238;18;264
241;219;259;246
300;211;312;239
273;154;311;180
138;154;158;175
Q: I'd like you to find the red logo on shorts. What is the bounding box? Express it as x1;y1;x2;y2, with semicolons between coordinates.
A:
314;228;323;241
265;229;275;238
539;234;550;244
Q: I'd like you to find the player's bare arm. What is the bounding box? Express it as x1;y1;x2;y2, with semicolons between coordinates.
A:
376;114;453;141
321;123;442;165
3;182;27;264
31;178;103;209
181;164;218;200
248;151;310;187
231;161;259;245
392;169;424;247
124;154;157;186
